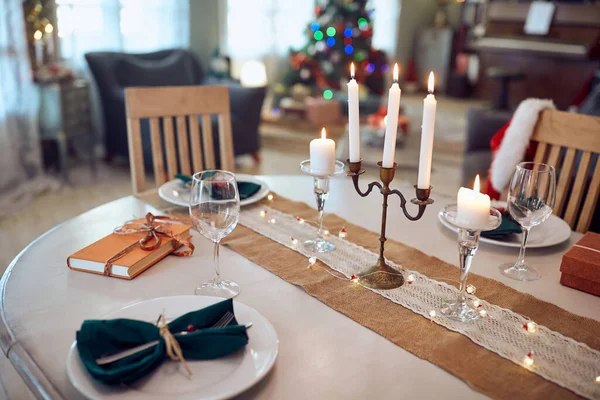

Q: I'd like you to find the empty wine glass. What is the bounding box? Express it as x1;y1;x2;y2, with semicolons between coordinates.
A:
189;170;240;298
499;162;556;281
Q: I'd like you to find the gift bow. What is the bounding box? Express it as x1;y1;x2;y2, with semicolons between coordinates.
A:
104;212;194;276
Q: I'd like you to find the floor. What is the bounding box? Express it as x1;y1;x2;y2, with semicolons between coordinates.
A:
0;93;482;398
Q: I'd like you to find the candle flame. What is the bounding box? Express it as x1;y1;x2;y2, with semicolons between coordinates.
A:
321;127;326;139
428;72;434;94
33;30;43;40
350;63;355;79
474;174;481;193
45;23;54;34
393;63;399;83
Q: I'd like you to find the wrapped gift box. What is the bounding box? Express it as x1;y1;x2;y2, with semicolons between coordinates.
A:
560;232;600;296
304;97;341;126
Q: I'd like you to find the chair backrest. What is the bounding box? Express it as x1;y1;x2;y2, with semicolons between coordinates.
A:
125;85;234;194
531;109;600;232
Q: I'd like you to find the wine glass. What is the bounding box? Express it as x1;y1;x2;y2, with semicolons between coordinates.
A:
499;162;556;281
189;170;241;298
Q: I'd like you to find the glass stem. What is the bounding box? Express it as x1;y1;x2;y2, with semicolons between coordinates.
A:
515;227;530;271
457;229;479;303
213;241;221;281
313;177;330;239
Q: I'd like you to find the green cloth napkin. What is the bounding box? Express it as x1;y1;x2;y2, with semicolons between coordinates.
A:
76;299;248;385
176;174;261;200
481;211;522;239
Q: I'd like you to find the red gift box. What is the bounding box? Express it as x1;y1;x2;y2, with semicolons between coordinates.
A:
304;97;342;126
560;232;600;296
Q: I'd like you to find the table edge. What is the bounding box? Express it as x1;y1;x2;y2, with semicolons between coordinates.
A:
0;195;139;399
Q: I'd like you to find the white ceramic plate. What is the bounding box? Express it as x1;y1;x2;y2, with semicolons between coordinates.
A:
158;174;270;207
438;201;572;248
67;296;279;400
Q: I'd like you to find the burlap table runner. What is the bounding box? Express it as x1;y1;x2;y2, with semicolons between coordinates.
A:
139;191;600;399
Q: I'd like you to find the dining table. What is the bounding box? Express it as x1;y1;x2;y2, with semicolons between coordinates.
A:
1;175;598;399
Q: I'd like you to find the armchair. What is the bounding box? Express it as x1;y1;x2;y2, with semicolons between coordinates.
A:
85;49;266;166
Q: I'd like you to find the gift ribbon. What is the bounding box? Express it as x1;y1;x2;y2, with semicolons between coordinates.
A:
573;244;600;255
103;212;194;276
157;313;192;377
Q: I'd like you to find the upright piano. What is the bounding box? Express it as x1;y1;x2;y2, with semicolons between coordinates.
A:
470;2;600;109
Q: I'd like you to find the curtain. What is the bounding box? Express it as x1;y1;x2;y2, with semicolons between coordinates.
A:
225;0;400;84
57;0;190;71
0;0;52;214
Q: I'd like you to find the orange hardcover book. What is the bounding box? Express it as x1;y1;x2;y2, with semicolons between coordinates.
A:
67;220;191;279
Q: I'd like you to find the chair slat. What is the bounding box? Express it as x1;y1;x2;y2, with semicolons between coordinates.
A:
163;117;178;180
189;115;204;172
563;151;592;228
533;142;547;164
576;160;600;233
546;145;561;170
176;116;191;175
218;114;235;171
149;117;166;187
202;115;215;169
554;148;576;215
126;118;145;194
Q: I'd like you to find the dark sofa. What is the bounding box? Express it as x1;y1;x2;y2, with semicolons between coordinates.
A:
85;49;266;166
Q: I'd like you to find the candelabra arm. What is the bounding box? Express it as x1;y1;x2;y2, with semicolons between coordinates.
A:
351;176;382;197
388;189;428;221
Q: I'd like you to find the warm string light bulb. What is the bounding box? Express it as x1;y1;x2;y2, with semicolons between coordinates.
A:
524;351;534;367
595;376;600;384
406;274;415;284
524;321;538;333
296;217;305;224
472;299;480;308
259;210;267;218
428;310;436;318
308;256;316;268
338;228;347;238
350;274;359;283
267;194;274;201
45;23;54;34
290;237;298;246
479;309;487;318
33;30;43;40
466;284;476;295
268;218;276;224
323;230;330;237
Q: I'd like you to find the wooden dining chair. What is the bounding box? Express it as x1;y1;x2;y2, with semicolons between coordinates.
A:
531;109;600;233
124;86;235;195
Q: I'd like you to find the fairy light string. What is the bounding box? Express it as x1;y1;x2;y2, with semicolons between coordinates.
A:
257;194;600;381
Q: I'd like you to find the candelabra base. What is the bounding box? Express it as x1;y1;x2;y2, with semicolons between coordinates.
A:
439;300;480;323
357;259;405;289
304;238;335;253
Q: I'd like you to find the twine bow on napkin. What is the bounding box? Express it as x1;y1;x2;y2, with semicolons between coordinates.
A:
103;212;195;276
157;313;192;377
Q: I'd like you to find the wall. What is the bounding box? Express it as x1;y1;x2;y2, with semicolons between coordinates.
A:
394;0;439;68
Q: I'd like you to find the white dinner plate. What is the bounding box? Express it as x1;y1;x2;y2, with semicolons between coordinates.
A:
67;296;279;400
158;174;270;207
438;201;572;248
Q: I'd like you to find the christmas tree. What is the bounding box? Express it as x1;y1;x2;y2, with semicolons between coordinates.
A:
276;0;388;102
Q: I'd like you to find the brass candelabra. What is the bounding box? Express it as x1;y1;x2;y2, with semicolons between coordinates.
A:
347;159;434;289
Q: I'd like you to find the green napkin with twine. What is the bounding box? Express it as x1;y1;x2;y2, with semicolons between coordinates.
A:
176;174;261;200
76;299;249;385
481;211;522;239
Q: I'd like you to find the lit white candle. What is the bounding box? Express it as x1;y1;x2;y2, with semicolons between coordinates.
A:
33;30;43;67
347;63;360;162
382;63;401;168
418;72;437;189
310;127;336;175
457;175;491;228
44;24;54;63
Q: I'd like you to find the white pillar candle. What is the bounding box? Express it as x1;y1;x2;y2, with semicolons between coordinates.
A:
347;63;360;162
382;63;401;168
44;24;54;63
33;30;43;67
418;72;437;189
457;175;491;228
310;127;336;175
